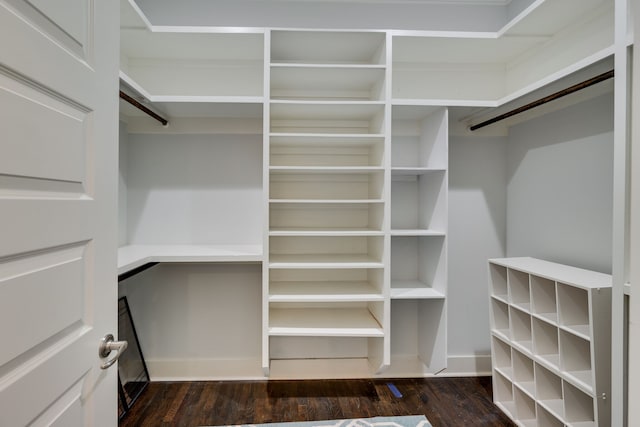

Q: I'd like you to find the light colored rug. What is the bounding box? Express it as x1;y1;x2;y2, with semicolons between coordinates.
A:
211;415;432;427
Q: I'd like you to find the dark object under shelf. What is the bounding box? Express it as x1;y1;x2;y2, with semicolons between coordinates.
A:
118;296;150;420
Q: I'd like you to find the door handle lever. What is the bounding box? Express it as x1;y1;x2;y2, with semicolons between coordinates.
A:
99;334;128;370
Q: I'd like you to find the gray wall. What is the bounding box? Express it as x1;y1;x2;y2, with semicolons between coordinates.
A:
448;136;507;357
506;93;614;274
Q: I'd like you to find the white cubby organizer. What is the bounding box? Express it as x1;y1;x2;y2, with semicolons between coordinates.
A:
488;257;611;427
117;0;613;380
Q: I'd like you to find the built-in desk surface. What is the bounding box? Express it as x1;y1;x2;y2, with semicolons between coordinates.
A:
118;244;263;276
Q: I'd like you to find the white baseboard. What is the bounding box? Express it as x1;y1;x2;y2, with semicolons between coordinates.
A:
438;354;492;377
144;354;493;381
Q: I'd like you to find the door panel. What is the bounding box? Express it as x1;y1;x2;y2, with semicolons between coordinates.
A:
0;0;119;425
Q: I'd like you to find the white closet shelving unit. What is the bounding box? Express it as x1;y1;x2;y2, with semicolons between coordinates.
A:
265;30;390;377
117;0;615;381
488;257;611;427
385;105;448;376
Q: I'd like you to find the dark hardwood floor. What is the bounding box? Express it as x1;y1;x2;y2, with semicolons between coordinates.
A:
119;377;516;427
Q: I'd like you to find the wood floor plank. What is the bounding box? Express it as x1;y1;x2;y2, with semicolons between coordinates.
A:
120;377;516;427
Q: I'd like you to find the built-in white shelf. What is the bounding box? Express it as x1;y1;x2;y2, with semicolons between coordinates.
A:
269;254;384;269
270;228;383;237
390;286;445;300
391;167;446;176
118;244;263;275
390;229;445;237
269;281;384;302
270;166;384;174
270;133;386;143
489;257;611;427
269;308;384;337
269;199;385;204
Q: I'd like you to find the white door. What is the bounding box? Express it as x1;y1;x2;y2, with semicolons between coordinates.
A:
0;1;119;426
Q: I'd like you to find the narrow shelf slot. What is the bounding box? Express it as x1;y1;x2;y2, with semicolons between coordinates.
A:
559;330;593;392
270;202;384;233
270;166;384;174
492;336;513;380
270;66;386;102
391;167;446;176
532;317;560;370
514;386;536;424
269;269;384;302
531;275;558;324
535;363;565;422
536;403;565;427
508;269;531;312
512;349;535;398
270;134;384;167
490;263;508;301
563;380;595;425
269;306;384;337
557;282;590;338
270;171;384;201
270;103;385;135
491;298;510;339
269;236;384;268
510;307;533;354
391;236;446;296
493;371;516;420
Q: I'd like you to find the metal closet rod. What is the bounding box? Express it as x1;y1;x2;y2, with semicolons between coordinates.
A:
469;69;614;131
119;90;168;126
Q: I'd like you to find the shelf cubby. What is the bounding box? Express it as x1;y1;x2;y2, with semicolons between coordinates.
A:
491;336;512;379
389;299;446;375
508;269;530;312
269;268;384;302
271;31;386;66
532;317;560;370
270;202;384;235
510;306;533;354
530;275;558;324
269;302;384;337
491;299;510;339
535;363;564;420
270;66;386;101
513;386;536;426
494;370;516;420
537;404;565;427
390;235;445;299
557;282;590;338
270;136;384;167
563;381;595;425
270;102;386;135
512;349;535;398
269;236;384;268
391;106;447;170
270;171;384;201
559;330;593;392
489;264;508;302
390;171;446;233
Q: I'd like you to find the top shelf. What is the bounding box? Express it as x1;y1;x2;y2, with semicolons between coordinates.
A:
271;31;386;65
489;257;611;290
